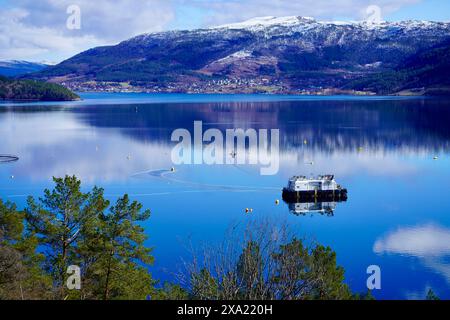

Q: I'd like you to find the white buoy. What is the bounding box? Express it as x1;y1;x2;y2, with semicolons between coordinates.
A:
434;156;439;160
171;167;175;172
10;175;14;179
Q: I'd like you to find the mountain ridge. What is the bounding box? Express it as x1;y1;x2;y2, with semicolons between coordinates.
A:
0;60;49;77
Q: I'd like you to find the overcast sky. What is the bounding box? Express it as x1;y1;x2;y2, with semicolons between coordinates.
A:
0;0;449;63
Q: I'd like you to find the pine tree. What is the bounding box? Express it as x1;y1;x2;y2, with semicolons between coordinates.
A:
25;176;106;299
24;176;155;300
0;199;51;299
85;194;155;300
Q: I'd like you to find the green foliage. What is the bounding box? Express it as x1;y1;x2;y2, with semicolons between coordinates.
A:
0;76;79;101
26;176;97;298
189;237;356;300
153;283;190;300
272;240;352;300
0;200;52;300
191;269;220;300
81;194;155;300
0;200;22;242
302;244;352;300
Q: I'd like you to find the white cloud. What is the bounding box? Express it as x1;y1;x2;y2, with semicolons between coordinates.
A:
374;224;450;257
12;0;175;41
0;0;175;61
0;7;99;61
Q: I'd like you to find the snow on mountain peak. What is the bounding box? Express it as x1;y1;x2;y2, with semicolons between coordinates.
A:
213;16;314;30
210;15;445;31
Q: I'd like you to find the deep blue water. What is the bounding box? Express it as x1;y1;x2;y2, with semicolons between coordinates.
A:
1;93;450;300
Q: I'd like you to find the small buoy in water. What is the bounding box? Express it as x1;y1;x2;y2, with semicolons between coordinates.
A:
10;175;14;179
275;200;280;205
171;167;175;172
433;156;439;160
250;208;253;213
303;139;308;145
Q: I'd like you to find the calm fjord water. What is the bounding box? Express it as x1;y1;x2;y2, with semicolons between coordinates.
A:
1;93;450;300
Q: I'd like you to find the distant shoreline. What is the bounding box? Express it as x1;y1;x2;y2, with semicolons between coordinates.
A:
72;90;436;98
60;84;450;97
1;91;435;107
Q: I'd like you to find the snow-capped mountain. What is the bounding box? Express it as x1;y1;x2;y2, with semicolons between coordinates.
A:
31;16;450;94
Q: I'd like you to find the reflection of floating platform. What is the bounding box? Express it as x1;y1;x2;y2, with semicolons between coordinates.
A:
282;175;348;202
288;201;338;216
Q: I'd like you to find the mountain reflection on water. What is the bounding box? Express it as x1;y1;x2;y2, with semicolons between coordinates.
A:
75;99;450;153
1;94;450;300
1;98;449;182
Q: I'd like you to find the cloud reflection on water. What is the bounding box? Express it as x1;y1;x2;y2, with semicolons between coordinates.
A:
374;224;450;258
374;224;450;290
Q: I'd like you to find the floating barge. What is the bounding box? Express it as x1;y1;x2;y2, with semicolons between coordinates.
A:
282;175;348;202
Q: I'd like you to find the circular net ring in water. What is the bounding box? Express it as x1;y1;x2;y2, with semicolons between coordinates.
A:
0;155;19;163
